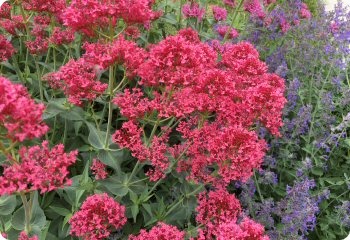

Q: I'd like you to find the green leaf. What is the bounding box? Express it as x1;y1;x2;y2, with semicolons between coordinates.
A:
0;195;17;215
60;106;85;121
311;166;324;176
344;138;350;147
99;174;129;197
97;149;122;172
62;213;72;231
130;204;139;223
49;206;71;217
87;123;106;149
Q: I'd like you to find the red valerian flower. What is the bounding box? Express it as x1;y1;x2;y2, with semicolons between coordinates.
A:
22;0;66;14
18;232;39;240
82;36;147;76
69;193;127;240
138;28;217;87
244;0;266;19
61;0;159;36
177;121;267;184
129;222;185;240
0;35;15;61
0;15;25;36
182;2;205;21
213;218;270;240
44;58;108;106
0;141;77;195
112;120;149;161
0;77;48;142
196;188;242;226
90;158;108;180
212;6;227;21
195;189;269;239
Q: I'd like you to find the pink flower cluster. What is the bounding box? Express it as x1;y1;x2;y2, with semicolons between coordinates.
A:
91;158;108;180
300;3;312;19
212;6;227;21
113;29;286;184
0;77;48;142
244;0;266;19
195;188;269;240
182;2;205;21
129;222;185;240
61;0;161;36
0;35;15;61
112;121;171;181
82;36;147;73
177;123;267;184
0;15;25;36
18;232;39;240
22;0;66;14
45;59;108;106
216;25;239;39
69;193;127;240
0;141;77;195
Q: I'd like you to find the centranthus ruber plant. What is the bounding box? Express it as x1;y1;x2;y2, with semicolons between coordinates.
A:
0;0;288;239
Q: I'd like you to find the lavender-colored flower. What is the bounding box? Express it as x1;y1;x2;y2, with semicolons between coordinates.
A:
285;104;312;137
275;178;319;238
255;199;276;229
335;201;350;228
284;78;301;114
258;169;278;185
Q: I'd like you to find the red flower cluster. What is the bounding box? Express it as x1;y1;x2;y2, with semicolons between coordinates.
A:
113;29;285;184
212;6;227;21
244;0;266;19
69;193;127;240
45;59;108;106
129;222;185;240
0;15;25;36
195;188;269;240
182;2;206;21
216;25;239;39
0;35;15;61
22;0;66;14
82;36;147;74
0;141;77;195
112;121;171;181
300;3;312;19
0;77;48;142
61;0;161;36
91;158;108;180
18;232;39;240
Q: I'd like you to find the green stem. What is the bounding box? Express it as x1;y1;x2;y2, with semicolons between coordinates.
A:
20;193;32;234
223;0;244;42
178;0;183;30
105;65;115;148
253;170;264;202
128;160;142;183
63;118;68;145
34;58;44;102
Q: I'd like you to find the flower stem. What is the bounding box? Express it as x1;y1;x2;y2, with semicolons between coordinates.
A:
20;193;32;234
105;65;115;148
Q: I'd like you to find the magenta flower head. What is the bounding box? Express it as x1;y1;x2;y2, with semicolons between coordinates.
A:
212;6;227;21
182;2;205;21
69;193;127;240
0;77;49;142
129;222;185;240
0;141;78;195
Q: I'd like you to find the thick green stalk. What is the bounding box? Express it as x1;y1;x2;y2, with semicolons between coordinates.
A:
223;0;244;42
20;193;32;234
104;65;114;148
